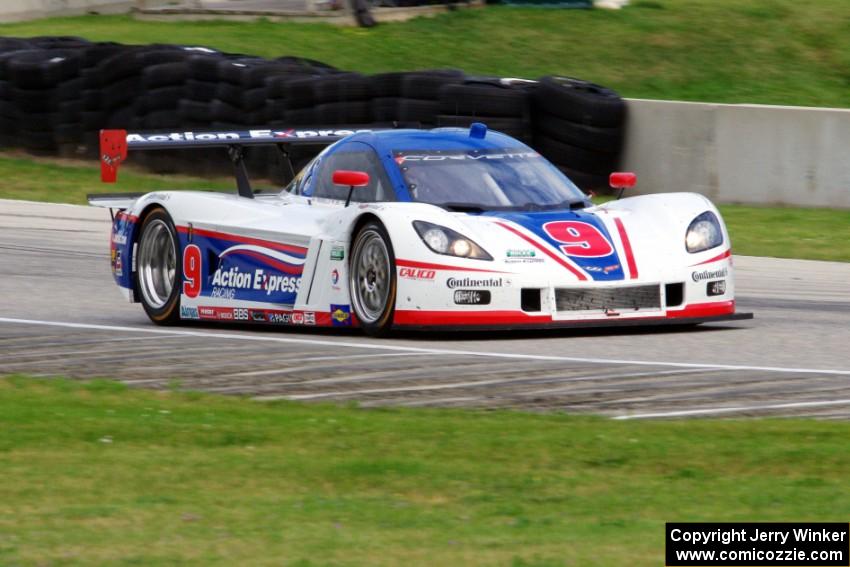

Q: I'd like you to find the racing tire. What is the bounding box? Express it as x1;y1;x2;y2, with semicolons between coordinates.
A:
533;111;624;154
369;72;410;98
314;101;372;125
314;74;371;103
556;165;610;194
401;70;465;100
135;208;182;325
142;61;189;89
398;99;439;125
265;97;288;121
532;75;625;128
186;78;218;102
243;86;268;109
187;54;223;81
284;77;320;108
371;97;401;122
436;114;527;139
215;81;245;107
284;107;316;125
438;83;528;117
533;134;620;175
178;99;212;122
349;221;397;337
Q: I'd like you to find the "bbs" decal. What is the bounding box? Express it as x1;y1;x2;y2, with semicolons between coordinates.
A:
542;221;613;258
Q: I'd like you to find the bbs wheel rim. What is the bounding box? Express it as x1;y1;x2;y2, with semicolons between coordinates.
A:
137;219;176;309
350;229;391;324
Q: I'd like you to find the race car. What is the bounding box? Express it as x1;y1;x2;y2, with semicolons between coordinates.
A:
89;123;752;336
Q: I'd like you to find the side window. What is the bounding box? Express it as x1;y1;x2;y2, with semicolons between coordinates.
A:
313;144;394;203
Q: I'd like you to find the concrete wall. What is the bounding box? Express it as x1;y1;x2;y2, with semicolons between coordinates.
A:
0;0;137;22
621;99;850;208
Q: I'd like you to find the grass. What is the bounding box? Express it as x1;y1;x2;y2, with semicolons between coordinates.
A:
718;204;850;263
0;0;848;108
0;151;234;203
1;375;849;566
4;151;848;262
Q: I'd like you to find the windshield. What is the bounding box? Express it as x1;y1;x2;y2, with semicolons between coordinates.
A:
394;148;588;211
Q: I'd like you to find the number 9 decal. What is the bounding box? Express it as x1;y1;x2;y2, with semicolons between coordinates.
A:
182;244;202;298
543;221;614;258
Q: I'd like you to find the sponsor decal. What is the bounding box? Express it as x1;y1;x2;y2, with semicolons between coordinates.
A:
180;305;199;319
211;287;236;299
395;151;539;163
504;248;544;264
453;290;491;305
112;250;123;277
304;312;316;325
399;267;436;281
331;269;340;285
268;312;291;324
126;129;373;144
198;306;234;321
692;267;728;282
446;277;503;289
211;266;300;296
112;233;127;245
603;264;620;274
330;304;352;326
506;249;535;258
291;312;304;325
330;246;345;261
250;310;266;322
707;280;727;297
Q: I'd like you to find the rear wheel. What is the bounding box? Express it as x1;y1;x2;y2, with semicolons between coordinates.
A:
135;208;181;325
349;221;396;337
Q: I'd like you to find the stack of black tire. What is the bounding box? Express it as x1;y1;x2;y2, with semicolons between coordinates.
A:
532;76;626;190
0;36;91;153
437;77;533;142
0;37;627;192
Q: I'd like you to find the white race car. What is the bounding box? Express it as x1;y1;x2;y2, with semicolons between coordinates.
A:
89;124;751;336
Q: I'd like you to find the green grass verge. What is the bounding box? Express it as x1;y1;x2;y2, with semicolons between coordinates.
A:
718;204;850;263
2;0;850;108
4;151;848;262
1;376;848;566
0;152;234;203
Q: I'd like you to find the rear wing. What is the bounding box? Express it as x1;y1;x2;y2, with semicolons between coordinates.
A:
97;126;394;200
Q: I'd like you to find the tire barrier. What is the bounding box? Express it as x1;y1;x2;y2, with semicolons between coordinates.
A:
0;38;626;191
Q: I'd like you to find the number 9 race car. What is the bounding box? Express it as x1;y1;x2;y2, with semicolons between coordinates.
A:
89;123;752;336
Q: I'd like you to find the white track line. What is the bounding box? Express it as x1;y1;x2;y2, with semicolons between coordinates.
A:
613;399;850;420
2;316;850;376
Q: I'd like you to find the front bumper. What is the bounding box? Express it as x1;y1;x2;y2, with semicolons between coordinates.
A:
393;301;753;331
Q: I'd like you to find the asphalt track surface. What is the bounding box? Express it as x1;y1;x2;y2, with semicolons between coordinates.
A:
2;198;849;419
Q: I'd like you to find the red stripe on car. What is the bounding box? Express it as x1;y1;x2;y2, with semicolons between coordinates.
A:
613;217;638;279
222;249;303;275
494;221;588;281
394;301;735;327
690;249;731;266
395;259;507;274
176;225;307;256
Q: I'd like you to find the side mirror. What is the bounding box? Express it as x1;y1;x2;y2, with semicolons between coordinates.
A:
332;170;370;207
609;172;637;199
333;170;370;188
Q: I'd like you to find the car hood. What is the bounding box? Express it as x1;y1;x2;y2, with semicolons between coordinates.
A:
480;209;629;281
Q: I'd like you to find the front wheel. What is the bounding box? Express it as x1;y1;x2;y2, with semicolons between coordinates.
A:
135;207;181;325
349;221;396;337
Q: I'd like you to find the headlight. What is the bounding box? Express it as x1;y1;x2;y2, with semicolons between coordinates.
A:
413;221;493;260
685;211;723;253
